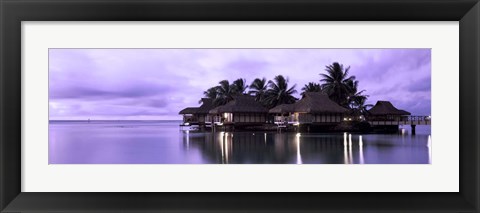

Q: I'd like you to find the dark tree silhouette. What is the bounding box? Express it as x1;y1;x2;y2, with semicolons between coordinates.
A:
264;75;297;108
213;80;235;106
301;82;322;97
345;80;372;114
248;78;268;103
231;78;249;94
203;79;248;106
202;87;219;100
320;62;356;107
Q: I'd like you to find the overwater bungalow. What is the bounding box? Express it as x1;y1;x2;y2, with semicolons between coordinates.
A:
179;98;215;126
179;107;199;124
209;95;269;125
367;101;411;121
366;100;412;133
180;94;424;133
269;92;349;125
269;104;297;124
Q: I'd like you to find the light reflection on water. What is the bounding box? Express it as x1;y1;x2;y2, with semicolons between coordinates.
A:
49;121;431;164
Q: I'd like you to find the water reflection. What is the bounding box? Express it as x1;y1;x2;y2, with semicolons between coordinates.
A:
348;134;353;164
428;135;432;164
343;133;359;164
344;133;348;164
181;130;430;164
49;121;430;164
185;130;190;151
359;136;365;164
296;133;302;164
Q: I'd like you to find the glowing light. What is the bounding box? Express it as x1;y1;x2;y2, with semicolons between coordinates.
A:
225;135;229;164
186;132;190;151
220;135;224;163
348;134;353;164
343;118;347;121
296;133;301;137
344;133;348;164
359;135;364;164
184;122;190;125
296;134;302;164
428;135;432;164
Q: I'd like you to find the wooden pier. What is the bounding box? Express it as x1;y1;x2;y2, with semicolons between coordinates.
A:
368;116;431;126
368;115;430;135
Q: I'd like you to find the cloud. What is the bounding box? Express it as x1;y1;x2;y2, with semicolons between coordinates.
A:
49;49;431;120
49;81;175;100
226;59;269;73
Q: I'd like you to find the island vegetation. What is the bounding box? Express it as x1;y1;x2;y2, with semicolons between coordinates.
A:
179;62;420;133
201;62;372;115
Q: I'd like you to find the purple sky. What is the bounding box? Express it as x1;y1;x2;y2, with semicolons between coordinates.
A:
49;49;431;120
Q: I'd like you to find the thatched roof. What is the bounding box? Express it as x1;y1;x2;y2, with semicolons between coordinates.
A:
294;92;349;114
196;98;215;114
209;95;268;114
269;104;296;114
179;107;198;114
368;101;411;116
268;92;348;114
179;98;214;115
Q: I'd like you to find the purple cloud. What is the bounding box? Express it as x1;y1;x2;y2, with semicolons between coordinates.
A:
50;82;175;99
49;49;431;120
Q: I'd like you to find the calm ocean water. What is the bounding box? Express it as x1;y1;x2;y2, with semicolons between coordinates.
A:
49;120;431;164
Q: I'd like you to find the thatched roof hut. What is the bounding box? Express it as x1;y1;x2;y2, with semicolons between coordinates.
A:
368;101;411;116
269;104;296;114
179;98;215;115
268;92;348;114
179;107;198;114
295;92;349;114
196;98;215;114
209;95;268;114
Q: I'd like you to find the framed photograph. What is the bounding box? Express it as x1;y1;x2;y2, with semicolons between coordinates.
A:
1;0;479;212
46;48;432;165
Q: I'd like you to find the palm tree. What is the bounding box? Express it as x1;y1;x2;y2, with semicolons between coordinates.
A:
320;62;356;107
347;81;373;115
214;80;235;106
300;82;322;97
345;79;367;109
263;75;297;108
248;78;268;102
351;96;373;115
201;86;219;104
203;87;218;99
231;78;248;94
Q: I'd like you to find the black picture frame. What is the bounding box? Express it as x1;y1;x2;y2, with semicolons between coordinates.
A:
1;0;479;212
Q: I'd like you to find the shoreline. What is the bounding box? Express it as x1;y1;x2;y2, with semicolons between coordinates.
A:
183;122;423;135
